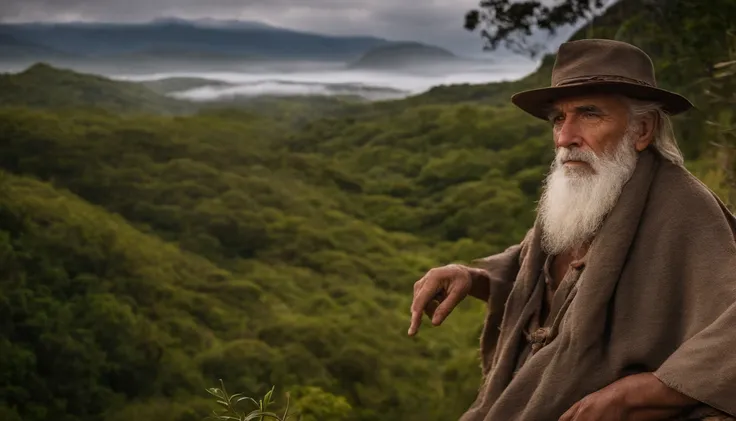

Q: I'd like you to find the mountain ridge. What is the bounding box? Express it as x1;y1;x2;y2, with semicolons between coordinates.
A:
348;41;466;70
0;62;194;114
0;19;425;61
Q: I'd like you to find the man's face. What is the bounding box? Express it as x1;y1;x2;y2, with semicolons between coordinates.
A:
538;93;643;255
547;94;632;174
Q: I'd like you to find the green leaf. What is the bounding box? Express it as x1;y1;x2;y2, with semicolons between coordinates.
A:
714;60;736;69
244;411;281;421
235;396;260;407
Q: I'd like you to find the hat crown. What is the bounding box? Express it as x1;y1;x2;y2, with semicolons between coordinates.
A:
551;39;658;88
509;38;693;120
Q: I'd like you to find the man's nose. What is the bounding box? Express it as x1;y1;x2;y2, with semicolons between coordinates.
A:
555;119;583;149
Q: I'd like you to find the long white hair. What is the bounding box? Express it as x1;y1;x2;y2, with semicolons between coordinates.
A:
626;98;684;166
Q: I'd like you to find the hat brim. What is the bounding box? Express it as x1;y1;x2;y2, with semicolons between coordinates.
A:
511;81;694;121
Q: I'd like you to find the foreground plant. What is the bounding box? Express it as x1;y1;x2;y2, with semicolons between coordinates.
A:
205;379;294;421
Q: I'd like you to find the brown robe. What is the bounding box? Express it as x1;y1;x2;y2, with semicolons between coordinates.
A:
514;253;587;374
461;148;736;421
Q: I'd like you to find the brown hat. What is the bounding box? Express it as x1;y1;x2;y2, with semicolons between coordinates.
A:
511;38;694;120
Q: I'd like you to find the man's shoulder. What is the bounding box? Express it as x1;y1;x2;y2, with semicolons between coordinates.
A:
647;158;736;233
651;159;722;211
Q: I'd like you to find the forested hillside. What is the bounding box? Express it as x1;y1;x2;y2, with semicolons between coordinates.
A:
0;1;734;421
0;63;194;114
0;82;548;421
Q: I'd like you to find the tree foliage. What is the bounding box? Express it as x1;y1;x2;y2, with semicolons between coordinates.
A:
0;83;546;421
464;0;609;57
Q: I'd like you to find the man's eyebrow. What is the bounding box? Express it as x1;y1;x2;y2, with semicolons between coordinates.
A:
545;104;606;121
574;104;605;114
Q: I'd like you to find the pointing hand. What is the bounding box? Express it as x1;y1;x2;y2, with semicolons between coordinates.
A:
408;264;474;336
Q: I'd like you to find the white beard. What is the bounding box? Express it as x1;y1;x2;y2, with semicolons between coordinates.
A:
537;130;639;256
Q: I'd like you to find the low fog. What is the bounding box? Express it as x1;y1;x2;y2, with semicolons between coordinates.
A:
0;50;539;102
113;59;538;101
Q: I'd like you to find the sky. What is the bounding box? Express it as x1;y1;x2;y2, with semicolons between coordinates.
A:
0;0;581;57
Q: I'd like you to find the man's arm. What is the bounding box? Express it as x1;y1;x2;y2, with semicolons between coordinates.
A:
466;266;492;302
558;372;700;421
467;242;524;302
622;373;700;420
408;242;524;336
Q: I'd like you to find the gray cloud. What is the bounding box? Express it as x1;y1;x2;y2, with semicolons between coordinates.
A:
0;0;574;56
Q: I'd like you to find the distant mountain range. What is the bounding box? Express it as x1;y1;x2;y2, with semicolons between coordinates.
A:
348;42;463;70
0;19;472;73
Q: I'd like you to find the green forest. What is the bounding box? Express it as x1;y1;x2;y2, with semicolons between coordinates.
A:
0;1;734;421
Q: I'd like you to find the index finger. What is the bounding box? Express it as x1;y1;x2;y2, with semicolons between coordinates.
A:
408;271;443;336
430;285;465;326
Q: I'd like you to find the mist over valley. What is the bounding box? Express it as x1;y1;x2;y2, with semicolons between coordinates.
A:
0;18;538;102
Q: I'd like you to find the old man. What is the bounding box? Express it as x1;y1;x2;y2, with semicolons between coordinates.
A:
408;39;736;420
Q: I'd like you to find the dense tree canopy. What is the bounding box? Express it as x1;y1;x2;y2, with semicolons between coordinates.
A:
0;87;550;421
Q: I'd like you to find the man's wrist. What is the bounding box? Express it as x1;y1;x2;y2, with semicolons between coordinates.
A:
466;266;491;302
619;373;699;413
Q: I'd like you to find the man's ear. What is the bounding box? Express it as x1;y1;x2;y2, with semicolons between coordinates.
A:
635;112;657;151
